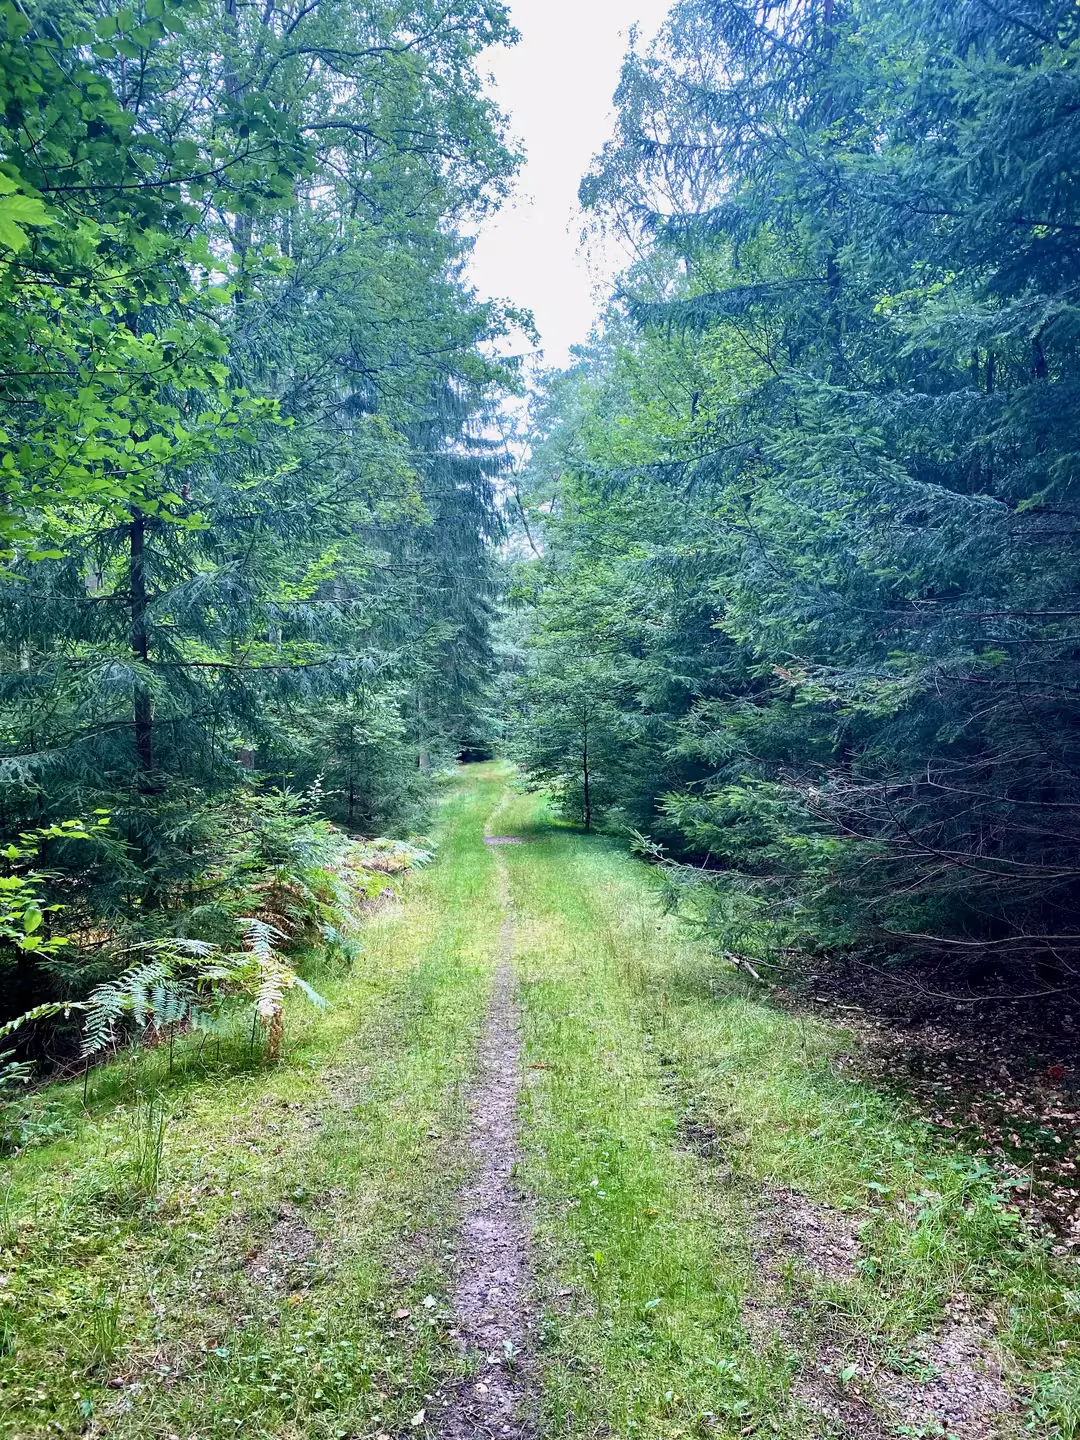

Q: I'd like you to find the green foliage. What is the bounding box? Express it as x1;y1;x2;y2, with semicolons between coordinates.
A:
511;0;1080;996
510;647;645;832
0;818;112;961
0;0;518;1036
12;818;432;1062
0;0;291;562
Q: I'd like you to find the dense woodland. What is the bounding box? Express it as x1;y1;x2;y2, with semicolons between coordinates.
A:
4;0;1080;1081
4;6;1080;1430
0;0;518;1064
510;0;1080;1007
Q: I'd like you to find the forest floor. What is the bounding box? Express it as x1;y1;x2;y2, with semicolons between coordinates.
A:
1;763;1078;1440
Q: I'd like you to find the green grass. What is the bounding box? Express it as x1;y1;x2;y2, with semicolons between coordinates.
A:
497;783;1080;1440
0;765;509;1440
2;765;1078;1440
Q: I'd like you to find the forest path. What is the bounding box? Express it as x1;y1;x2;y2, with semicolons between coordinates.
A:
449;770;1034;1440
0;765;1064;1440
432;812;534;1439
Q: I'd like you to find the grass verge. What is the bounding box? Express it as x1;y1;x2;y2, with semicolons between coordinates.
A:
0;765;509;1440
499;784;1080;1440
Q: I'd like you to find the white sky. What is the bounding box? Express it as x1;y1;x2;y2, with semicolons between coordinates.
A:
468;0;672;371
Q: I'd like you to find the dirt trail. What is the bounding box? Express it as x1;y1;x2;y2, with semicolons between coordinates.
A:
432;836;533;1439
416;780;1025;1440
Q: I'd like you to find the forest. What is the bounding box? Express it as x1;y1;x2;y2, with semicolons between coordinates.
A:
0;0;519;1066
510;0;1080;1018
1;2;1080;1439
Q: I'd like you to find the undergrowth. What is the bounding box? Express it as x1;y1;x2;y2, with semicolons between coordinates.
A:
0;793;433;1154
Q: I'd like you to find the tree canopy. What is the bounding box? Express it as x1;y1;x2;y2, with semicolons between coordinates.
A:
510;0;1080;1001
0;0;521;1037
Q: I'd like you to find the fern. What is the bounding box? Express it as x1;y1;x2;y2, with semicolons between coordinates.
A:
292;976;329;1011
73;931;324;1062
0;1001;82;1046
242;917;287;966
0;1049;32;1095
0;821;397;1074
235;916;325;1057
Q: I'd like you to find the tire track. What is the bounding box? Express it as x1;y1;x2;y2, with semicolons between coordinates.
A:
432;834;533;1439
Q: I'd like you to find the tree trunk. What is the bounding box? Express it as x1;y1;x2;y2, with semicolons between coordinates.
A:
582;713;591;833
130;506;154;782
417;686;429;770
1032;331;1048;380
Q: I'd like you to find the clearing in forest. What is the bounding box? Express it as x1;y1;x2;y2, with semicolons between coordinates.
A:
0;764;1076;1440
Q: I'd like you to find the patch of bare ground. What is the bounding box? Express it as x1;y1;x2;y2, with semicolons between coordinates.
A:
678;1114;730;1164
775;961;1080;1245
754;1186;865;1284
790;1343;885;1440
243;1203;318;1293
745;1190;1018;1439
788;1321;1018;1440
429;856;534;1440
875;1319;1017;1440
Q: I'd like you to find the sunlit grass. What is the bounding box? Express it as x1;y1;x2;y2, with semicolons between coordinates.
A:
502;784;1079;1440
0;765;509;1440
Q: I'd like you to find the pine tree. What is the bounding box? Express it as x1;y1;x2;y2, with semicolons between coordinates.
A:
514;0;1080;994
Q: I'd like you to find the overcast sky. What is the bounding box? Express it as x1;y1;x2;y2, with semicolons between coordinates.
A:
467;0;672;372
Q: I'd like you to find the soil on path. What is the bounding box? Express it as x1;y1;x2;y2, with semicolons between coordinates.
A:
432;839;533;1439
